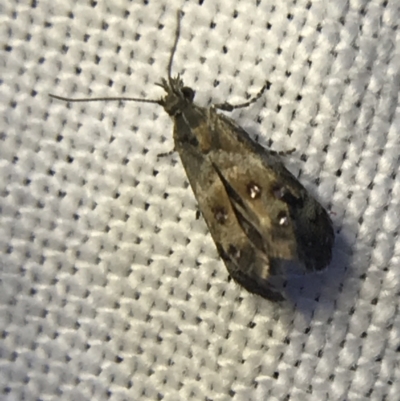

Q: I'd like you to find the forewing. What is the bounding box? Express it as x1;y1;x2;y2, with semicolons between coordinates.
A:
173;105;333;301
214;112;334;272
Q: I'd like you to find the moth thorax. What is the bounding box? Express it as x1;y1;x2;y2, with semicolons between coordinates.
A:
162;95;191;116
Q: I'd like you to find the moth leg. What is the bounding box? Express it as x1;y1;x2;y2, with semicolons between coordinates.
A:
157;148;176;159
214;82;269;112
270;148;296;157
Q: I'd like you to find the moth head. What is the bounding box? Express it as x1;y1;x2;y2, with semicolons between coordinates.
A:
157;76;196;116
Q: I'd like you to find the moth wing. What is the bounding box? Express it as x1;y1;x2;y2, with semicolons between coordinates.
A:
174;119;287;301
174;108;333;301
212;148;334;269
214;113;334;272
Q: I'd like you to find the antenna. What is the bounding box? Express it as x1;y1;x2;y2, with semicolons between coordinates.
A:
48;93;160;103
167;10;183;87
48;10;185;104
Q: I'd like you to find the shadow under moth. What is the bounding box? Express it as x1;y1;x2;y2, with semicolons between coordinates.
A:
50;11;334;302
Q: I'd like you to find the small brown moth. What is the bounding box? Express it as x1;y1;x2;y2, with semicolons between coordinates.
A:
50;11;334;301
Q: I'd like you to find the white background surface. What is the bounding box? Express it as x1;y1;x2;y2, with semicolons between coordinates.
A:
1;0;400;400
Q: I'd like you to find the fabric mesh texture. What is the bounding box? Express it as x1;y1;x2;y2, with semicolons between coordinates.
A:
1;1;400;400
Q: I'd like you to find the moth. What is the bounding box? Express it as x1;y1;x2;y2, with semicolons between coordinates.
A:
50;11;334;301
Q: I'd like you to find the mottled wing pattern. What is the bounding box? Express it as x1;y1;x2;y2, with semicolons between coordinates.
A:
193;152;288;301
173;104;333;300
213;113;335;272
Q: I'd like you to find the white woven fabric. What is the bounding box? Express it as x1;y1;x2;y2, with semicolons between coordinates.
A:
2;0;400;400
